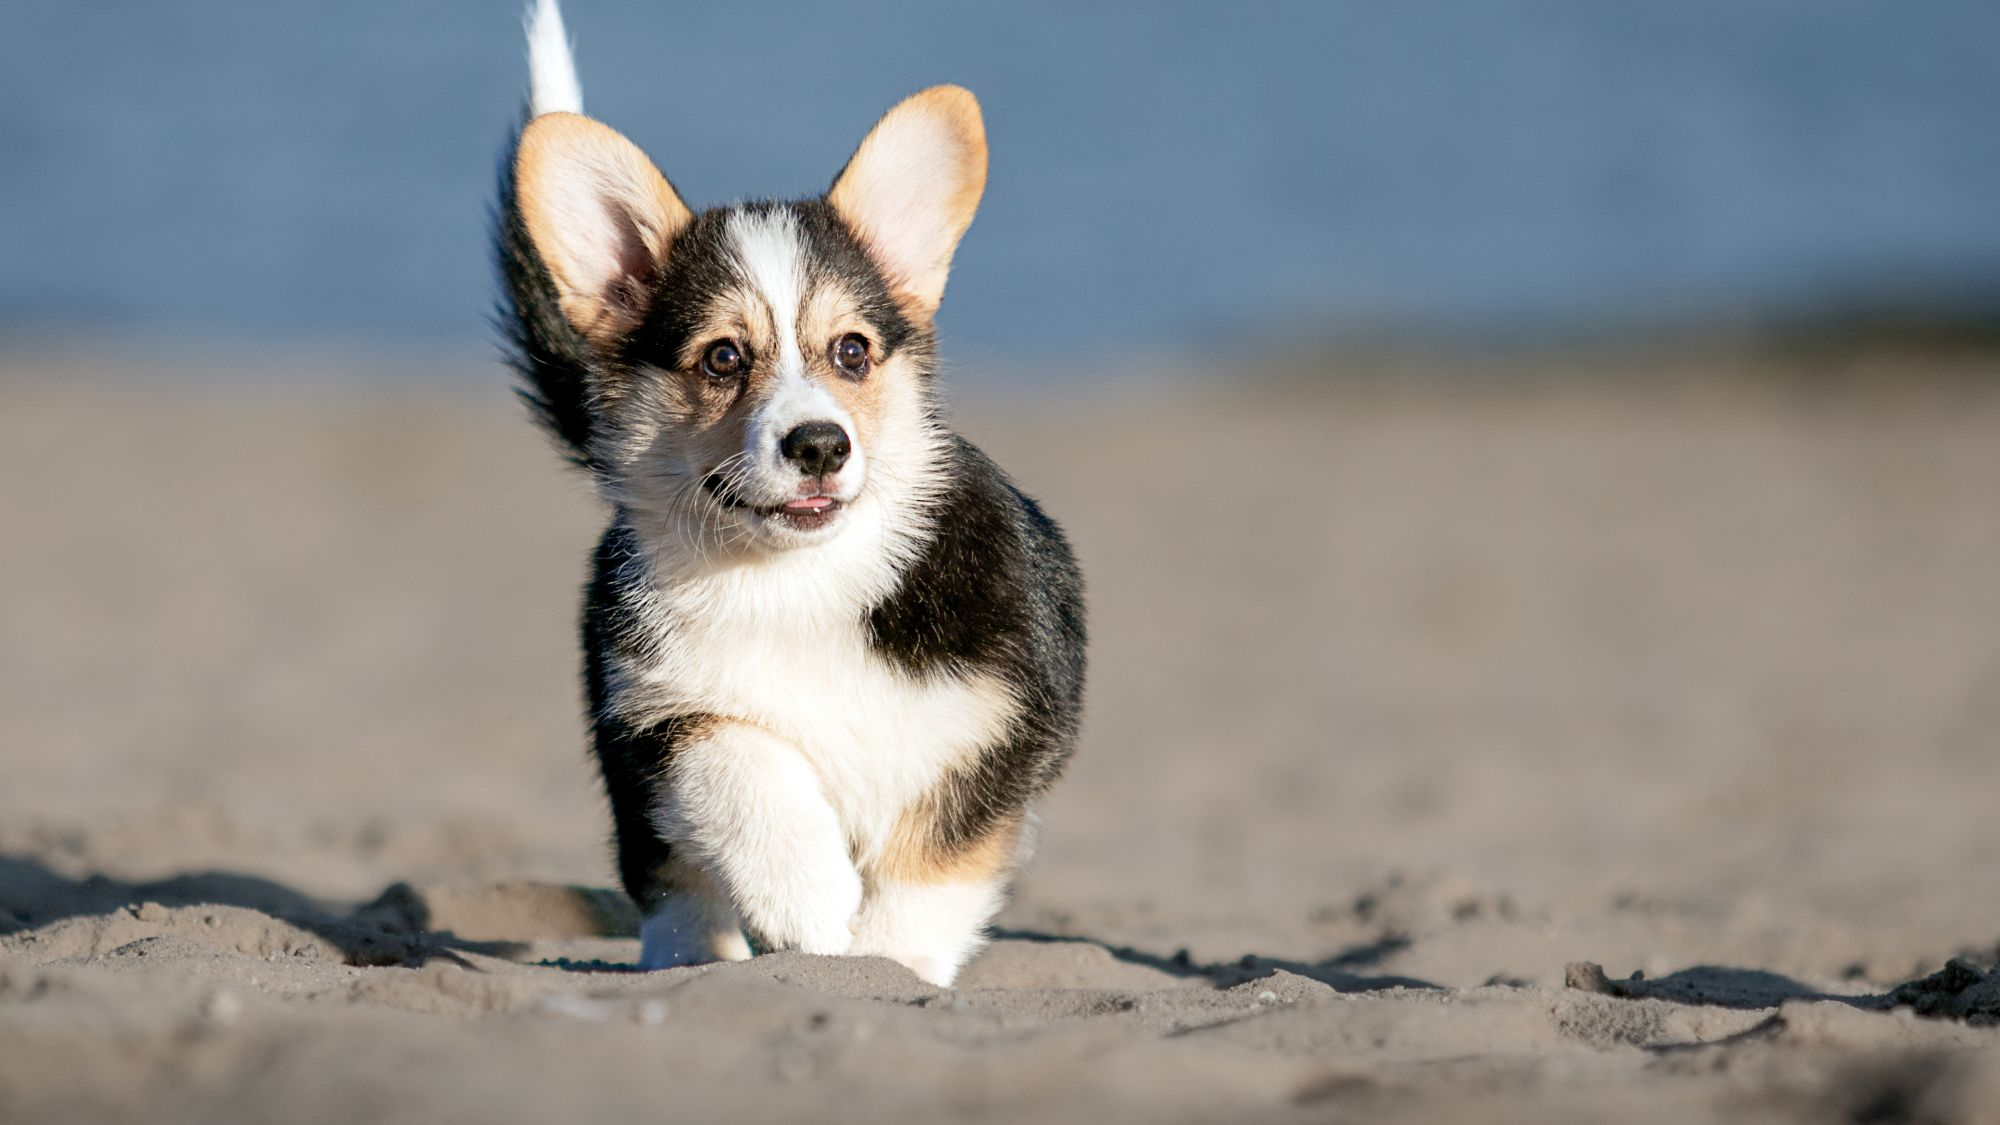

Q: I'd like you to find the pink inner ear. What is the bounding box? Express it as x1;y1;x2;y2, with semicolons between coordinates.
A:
515;113;690;340
830;89;986;310
545;170;652;311
844;126;963;289
598;201;660;317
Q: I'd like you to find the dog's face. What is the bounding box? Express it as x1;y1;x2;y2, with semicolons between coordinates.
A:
514;88;986;554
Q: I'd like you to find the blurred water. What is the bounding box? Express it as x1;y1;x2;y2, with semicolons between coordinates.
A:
3;1;1998;368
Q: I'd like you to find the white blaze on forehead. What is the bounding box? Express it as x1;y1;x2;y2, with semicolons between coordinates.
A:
726;209;807;382
726;208;862;492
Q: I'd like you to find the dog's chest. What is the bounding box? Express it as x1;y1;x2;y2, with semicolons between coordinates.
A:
614;572;1014;853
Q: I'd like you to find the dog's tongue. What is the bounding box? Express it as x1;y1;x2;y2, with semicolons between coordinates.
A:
783;496;835;512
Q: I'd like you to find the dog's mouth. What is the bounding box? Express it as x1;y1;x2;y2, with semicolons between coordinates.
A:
702;474;846;532
762;494;844;531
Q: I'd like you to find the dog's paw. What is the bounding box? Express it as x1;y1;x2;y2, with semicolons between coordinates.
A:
897;953;957;987
739;864;862;957
637;896;752;969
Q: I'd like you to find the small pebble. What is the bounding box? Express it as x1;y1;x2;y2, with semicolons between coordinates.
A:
1564;962;1613;994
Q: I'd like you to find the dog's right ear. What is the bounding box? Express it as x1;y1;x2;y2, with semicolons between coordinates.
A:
514;112;692;347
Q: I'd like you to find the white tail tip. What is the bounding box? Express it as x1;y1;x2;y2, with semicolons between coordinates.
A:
526;0;583;116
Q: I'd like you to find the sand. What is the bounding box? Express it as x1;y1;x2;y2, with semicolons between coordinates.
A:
3;353;2000;1122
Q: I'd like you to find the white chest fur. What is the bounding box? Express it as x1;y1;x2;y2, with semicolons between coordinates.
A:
609;510;1015;867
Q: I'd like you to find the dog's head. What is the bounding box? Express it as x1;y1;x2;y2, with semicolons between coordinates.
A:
508;88;985;556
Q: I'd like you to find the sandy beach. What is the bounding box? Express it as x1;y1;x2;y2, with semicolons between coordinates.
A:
4;353;2000;1122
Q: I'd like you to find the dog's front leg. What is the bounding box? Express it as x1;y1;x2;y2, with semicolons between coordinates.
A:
652;720;860;956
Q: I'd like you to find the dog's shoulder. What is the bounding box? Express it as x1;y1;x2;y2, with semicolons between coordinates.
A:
868;433;1086;691
581;515;658;719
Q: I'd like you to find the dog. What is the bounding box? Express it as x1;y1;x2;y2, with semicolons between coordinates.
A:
495;0;1086;986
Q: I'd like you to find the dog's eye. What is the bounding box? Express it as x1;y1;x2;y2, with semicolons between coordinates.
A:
831;333;870;377
701;340;746;379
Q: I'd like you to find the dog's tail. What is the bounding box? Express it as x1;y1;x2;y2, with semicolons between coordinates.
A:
526;0;583;117
500;0;598;468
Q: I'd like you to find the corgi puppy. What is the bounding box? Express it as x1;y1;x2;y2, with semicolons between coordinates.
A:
495;0;1085;986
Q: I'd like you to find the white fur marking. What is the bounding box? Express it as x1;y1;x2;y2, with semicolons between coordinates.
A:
526;0;583;116
615;560;1019;871
851;879;1006;986
727;210;806;380
726;209;869;503
654;723;864;955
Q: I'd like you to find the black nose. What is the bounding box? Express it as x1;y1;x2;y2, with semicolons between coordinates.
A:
779;421;851;477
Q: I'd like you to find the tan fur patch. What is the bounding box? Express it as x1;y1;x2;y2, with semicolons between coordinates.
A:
667;712;720;745
798;284;897;452
874;804;1022;886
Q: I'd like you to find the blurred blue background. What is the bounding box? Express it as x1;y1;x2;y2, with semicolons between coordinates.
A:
4;1;1998;369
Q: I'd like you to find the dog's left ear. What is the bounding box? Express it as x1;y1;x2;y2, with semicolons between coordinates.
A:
514;112;693;348
829;86;988;315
